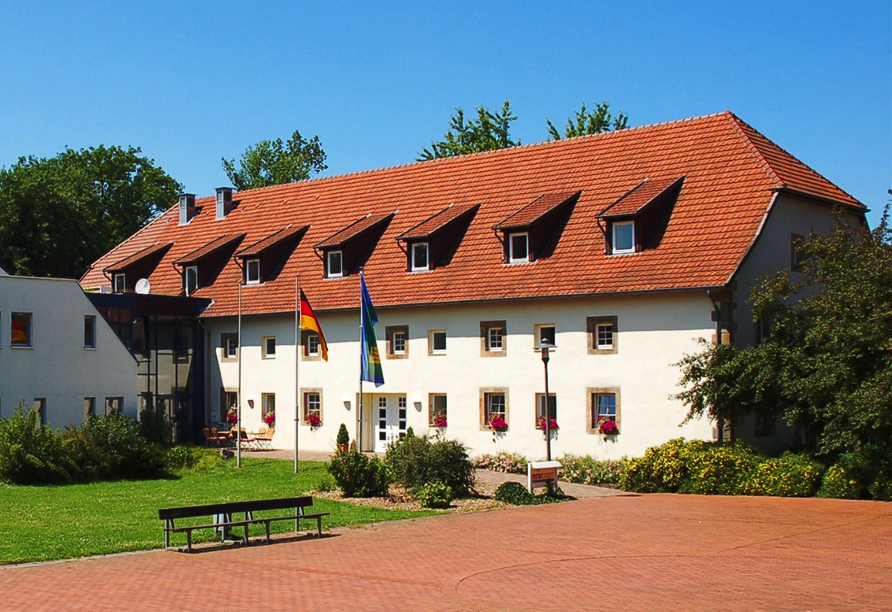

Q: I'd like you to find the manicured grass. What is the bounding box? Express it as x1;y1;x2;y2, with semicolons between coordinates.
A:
0;458;433;565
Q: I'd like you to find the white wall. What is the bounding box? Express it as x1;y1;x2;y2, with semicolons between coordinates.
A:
0;276;138;426
206;291;716;459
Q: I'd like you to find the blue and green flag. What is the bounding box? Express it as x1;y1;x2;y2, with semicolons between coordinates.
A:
360;273;384;386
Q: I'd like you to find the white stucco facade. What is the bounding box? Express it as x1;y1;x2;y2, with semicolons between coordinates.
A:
0;276;137;426
207;290;717;459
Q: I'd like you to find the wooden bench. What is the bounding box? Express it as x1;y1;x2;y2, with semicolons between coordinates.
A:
158;496;329;552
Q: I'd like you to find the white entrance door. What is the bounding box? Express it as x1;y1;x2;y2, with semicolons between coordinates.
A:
373;395;407;453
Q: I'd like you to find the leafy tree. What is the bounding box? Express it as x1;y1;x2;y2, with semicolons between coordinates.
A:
418;101;519;160
675;203;892;463
222;129;327;190
0;146;181;278
546;101;628;140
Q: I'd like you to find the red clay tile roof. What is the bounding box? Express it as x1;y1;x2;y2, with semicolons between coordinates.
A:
174;234;246;266
495;191;580;229
599;177;683;218
80;111;866;318
398;203;479;241
314;212;395;249
104;241;173;273
236;224;308;258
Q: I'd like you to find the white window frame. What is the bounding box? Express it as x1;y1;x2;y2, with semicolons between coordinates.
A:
84;315;97;349
596;323;614;350
302;390;322;425
392;331;406;355
508;232;529;263
261;336;276;359
486;393;506;422
429;330;447;355
185;266;198;296
411;242;429;271
487;327;503;352
246;259;261;285
327;250;343;278
429;393;447;426
113;273;126;293
262;393;276;418
536;393;557;424
307;333;320;357
612;221;635;254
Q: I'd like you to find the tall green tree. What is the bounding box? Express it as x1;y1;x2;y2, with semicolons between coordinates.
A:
222;129;327;190
418;101;519;160
546;101;628;140
0;146;181;278
675;204;892;462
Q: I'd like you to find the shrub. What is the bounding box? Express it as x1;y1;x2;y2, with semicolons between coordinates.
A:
817;463;862;499
745;453;824;497
386;435;475;497
494;481;535;505
678;443;760;495
138;402;174;447
164;445;220;473
64;413;167;480
336;423;350;446
0;404;77;484
415;480;453;508
316;474;336;493
327;450;389;497
473;452;528;475
620;438;695;493
559;455;628;486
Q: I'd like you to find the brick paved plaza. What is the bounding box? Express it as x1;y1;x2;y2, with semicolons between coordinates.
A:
1;493;889;611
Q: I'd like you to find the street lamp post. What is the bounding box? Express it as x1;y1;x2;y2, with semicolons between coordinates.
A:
535;339;556;461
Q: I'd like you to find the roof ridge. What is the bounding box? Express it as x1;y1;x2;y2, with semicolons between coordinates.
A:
185;112;736;201
725;113;785;186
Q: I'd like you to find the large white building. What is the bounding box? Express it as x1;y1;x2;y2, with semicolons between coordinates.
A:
80;112;866;458
0;275;137;426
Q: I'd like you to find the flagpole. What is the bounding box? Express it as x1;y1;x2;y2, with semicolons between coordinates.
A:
237;279;242;469
357;269;364;452
294;275;301;474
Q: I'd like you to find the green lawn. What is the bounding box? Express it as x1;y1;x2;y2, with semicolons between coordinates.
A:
0;458;433;565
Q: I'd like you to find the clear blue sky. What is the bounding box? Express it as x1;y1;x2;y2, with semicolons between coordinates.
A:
1;1;888;226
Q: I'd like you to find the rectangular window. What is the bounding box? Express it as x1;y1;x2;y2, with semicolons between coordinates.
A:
84;315;97;349
246;259;261;284
304;332;321;359
428;330;447;355
262;336;276;359
791;234;805;272
534;324;555;347
508;232;529;263
114;273;126;293
84;397;95;417
104;397;123;416
302;390;322;425
33;398;46;426
386;325;409;359
587;316;618;354
11;312;32;347
185;266;199;296
484;392;507;427
480;320;506;356
612;221;635;254
262;393;276;420
588;388;621;434
221;333;238;361
411;242;429;271
429;393;447;427
536;393;557;424
327;250;343;278
220;389;238;424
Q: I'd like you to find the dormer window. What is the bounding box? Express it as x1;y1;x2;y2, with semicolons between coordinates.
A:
114;273;126;293
327;251;343;278
185;266;198;296
508;232;529;263
612;221;635;254
411;242;429;271
246;259;260;285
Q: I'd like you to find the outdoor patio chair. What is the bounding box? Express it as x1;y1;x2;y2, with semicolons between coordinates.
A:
254;427;274;451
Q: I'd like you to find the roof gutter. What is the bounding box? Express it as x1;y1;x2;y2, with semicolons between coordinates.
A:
770;185;868;214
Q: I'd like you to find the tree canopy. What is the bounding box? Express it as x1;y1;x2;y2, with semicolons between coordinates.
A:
675;205;892;466
0;146;181;279
546;101;628;140
222;129;327;191
418;101;519;160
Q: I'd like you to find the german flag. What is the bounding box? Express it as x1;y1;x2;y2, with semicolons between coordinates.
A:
299;289;328;361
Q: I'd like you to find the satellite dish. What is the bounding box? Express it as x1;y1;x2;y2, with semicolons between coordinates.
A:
135;278;151;294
